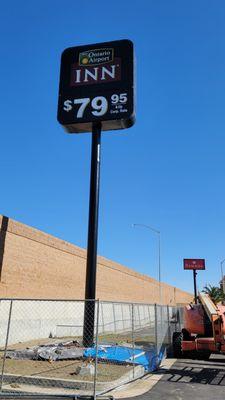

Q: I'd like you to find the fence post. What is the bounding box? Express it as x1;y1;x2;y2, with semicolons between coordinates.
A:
173;307;177;332
148;305;151;328
154;303;158;356
137;304;141;328
93;299;100;400
100;301;105;334
167;305;171;345
179;307;183;331
121;303;125;331
131;303;135;379
112;303;116;332
0;300;13;392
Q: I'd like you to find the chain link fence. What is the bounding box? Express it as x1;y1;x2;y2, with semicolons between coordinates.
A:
0;299;183;398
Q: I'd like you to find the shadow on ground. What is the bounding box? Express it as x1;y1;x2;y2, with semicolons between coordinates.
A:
120;356;225;400
158;358;225;386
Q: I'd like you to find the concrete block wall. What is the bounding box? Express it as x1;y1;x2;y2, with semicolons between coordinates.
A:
0;215;192;305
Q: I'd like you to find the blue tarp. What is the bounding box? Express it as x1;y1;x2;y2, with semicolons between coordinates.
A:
83;345;164;372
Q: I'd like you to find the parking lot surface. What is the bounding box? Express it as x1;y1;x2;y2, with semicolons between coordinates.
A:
121;354;225;400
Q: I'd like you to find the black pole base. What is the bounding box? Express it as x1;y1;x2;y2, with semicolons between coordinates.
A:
83;301;96;347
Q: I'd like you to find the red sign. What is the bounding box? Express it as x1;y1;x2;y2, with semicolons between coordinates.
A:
183;259;205;270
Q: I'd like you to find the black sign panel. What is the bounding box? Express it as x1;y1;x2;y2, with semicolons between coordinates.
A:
57;40;135;133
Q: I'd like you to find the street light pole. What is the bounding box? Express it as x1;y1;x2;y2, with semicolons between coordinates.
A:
132;223;162;304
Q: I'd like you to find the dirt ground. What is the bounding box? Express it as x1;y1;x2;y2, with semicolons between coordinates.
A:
2;332;155;350
0;336;135;382
1;358;131;381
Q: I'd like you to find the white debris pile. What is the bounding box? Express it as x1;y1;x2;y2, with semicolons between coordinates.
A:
6;340;84;361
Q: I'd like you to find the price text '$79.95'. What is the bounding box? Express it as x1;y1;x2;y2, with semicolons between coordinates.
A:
63;93;128;118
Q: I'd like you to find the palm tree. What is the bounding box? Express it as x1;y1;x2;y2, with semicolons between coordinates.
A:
202;284;225;304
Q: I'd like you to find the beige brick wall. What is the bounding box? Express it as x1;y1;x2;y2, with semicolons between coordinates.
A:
0;215;192;305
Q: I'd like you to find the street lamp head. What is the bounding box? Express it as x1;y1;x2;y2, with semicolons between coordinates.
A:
132;223;160;235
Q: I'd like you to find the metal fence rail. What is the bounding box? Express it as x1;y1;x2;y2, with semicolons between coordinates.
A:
0;299;183;398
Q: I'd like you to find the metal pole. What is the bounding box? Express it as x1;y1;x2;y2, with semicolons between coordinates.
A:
154;303;158;354
158;232;161;305
0;300;13;391
147;305;151;328
100;301;105;333
131;303;135;379
93;299;100;399
167;305;171;345
220;259;225;293
113;303;116;332
83;123;101;347
193;270;197;304
132;224;162;304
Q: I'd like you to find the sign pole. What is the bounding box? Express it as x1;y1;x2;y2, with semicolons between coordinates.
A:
57;40;135;346
193;270;197;304
83;122;101;347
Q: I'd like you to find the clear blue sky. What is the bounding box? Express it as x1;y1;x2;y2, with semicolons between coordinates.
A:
1;1;225;294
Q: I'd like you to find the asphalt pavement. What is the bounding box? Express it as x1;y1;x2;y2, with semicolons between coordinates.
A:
120;354;225;400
